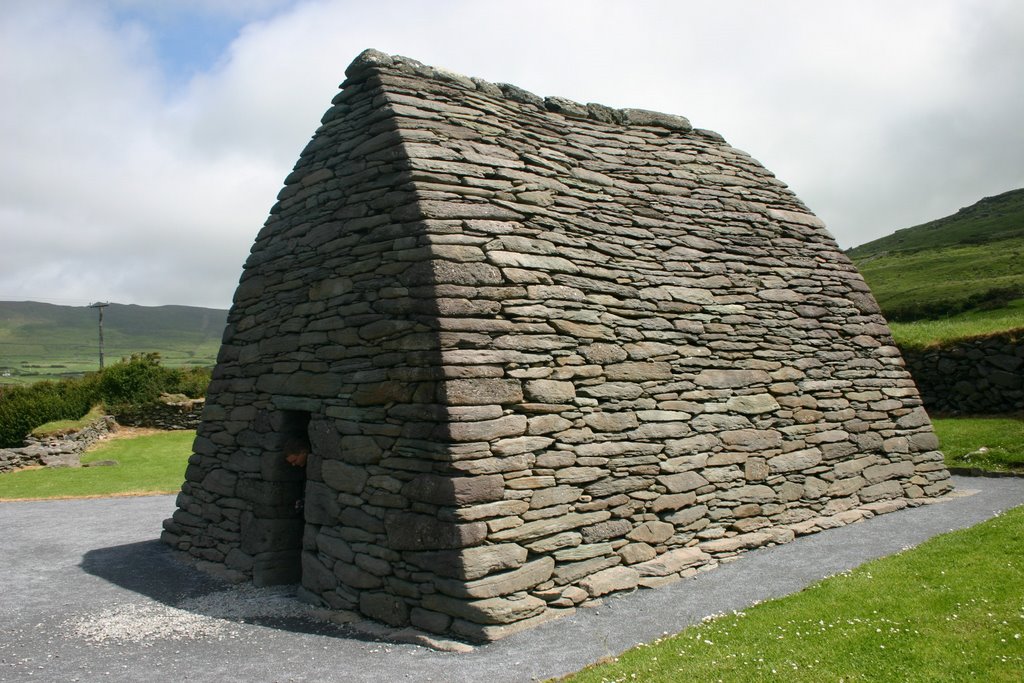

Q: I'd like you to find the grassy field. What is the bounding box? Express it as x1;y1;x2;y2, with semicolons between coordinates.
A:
0;430;193;500
0;301;224;385
563;503;1024;682
854;236;1024;320
847;187;1024;328
934;415;1024;472
888;300;1024;348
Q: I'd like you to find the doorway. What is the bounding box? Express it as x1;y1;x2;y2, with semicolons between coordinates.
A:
250;409;310;586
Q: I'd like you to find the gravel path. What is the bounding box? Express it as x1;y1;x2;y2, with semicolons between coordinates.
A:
2;475;1023;682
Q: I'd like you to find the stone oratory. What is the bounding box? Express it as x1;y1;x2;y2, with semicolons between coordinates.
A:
163;49;952;641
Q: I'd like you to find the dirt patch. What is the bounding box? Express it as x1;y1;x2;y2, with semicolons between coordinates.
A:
84;425;174;452
109;425;169;440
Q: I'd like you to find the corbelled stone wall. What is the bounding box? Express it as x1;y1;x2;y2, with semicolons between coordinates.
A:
162;49;952;642
902;331;1024;414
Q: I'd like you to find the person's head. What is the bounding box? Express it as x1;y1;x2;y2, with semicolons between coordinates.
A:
283;434;310;467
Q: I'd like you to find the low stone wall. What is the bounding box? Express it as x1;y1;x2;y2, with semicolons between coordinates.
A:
0;416;117;473
115;396;205;430
902;331;1024;415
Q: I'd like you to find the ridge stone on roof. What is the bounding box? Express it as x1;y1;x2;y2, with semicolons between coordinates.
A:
343;47;695;134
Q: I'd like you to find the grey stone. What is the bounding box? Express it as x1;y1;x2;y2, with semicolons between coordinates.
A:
580;566;640;597
627;521;674;544
490;511;611;543
321;460;369;494
605;362;674;381
769;448;823;473
422;593;547;624
384;512;487;550
525;380;576;403
434;557;555;598
446;378;523;406
657;471;709;493
406;543;528;580
695;369;771;388
403;474;505;505
634;547;711;576
446;415;528;442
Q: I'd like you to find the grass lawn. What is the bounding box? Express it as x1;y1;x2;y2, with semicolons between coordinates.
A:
933;416;1024;472
853;236;1024;320
0;430;193;500
562;504;1024;682
888;300;1024;348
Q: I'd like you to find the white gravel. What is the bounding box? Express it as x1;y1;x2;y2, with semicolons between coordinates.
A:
64;585;325;647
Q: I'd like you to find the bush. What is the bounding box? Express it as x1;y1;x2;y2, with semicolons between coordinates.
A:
0;353;211;447
96;352;175;408
166;365;212;399
0;377;97;447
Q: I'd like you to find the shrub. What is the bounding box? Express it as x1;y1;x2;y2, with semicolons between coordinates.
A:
167;365;212;398
0;377;97;447
97;352;176;408
0;353;211;447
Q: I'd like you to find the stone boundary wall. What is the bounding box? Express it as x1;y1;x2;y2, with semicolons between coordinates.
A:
115;396;205;431
163;49;952;642
902;331;1023;415
0;416;116;473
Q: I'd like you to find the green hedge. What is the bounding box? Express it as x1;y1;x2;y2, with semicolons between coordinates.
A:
0;376;98;448
0;353;210;448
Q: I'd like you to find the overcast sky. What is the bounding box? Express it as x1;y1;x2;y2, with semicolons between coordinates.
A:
3;0;1023;310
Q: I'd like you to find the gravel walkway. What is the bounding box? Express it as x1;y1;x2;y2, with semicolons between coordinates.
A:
2;475;1023;682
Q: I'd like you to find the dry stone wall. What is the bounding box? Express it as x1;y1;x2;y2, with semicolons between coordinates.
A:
162;49;952;642
115;395;205;430
0;416;116;472
902;331;1024;414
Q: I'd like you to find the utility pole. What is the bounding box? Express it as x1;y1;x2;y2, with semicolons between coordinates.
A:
88;302;110;370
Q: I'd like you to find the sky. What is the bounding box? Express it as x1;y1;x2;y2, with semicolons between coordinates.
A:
2;0;1023;310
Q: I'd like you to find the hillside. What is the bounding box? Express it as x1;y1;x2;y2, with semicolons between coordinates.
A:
0;301;227;384
848;187;1024;259
848;188;1024;322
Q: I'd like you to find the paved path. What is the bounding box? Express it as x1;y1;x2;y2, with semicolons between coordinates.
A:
2;475;1023;682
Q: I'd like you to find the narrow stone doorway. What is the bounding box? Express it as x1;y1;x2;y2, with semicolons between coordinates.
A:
250;409;310;586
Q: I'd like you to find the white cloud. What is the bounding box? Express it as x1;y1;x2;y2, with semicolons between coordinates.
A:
2;0;1023;308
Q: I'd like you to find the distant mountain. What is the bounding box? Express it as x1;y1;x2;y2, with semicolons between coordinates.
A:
847;188;1024;320
0;301;228;384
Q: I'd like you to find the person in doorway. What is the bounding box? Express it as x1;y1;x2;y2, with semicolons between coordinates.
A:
283;434;309;467
282;434;309;513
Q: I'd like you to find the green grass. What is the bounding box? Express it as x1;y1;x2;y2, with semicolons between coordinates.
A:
854;237;1024;319
0;430;193;500
846;187;1024;331
933;415;1024;472
563;504;1024;682
888;300;1024;348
